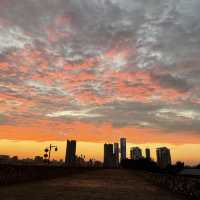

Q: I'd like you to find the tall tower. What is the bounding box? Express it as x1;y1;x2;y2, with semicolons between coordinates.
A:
130;147;142;160
114;143;119;167
120;138;126;162
65;140;76;167
145;148;151;160
104;143;114;168
156;147;171;168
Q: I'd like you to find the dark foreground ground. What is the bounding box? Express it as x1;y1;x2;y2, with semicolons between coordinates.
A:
0;169;186;200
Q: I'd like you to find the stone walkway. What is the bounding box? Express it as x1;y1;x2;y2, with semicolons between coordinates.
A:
0;169;187;200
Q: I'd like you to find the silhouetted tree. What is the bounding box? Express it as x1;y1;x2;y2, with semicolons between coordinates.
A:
165;161;184;174
195;164;200;169
121;158;161;173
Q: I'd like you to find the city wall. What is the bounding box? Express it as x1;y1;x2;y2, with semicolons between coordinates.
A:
0;164;90;185
145;172;200;199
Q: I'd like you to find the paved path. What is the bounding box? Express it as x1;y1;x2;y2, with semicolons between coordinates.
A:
0;169;186;200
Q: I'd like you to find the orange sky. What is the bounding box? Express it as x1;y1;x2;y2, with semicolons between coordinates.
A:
0;122;200;165
1;122;200;144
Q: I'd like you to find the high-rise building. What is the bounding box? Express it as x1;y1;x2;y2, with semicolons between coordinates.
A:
104;143;115;168
114;143;119;167
156;147;171;168
65;140;76;167
130;147;142;160
145;148;151;160
120;138;126;162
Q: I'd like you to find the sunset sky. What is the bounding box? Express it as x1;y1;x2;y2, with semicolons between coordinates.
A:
0;0;200;165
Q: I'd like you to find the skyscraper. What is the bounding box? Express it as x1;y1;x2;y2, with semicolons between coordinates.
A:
114;143;119;167
65;140;76;167
145;148;151;160
156;147;171;168
104;143;115;168
120;138;126;162
130;147;142;160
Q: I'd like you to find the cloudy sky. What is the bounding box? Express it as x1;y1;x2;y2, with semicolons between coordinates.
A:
1;0;200;161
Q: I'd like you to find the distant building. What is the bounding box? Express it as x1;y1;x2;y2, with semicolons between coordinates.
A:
0;155;10;159
0;155;10;164
34;156;44;164
21;158;35;165
75;155;86;168
156;147;171;168
145;148;151;160
94;161;103;168
104;144;115;168
130;147;142;160
65;140;76;167
34;156;43;161
114;143;119;167
120;138;126;162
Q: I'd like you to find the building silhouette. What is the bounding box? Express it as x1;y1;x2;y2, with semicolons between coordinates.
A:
120;138;126;162
156;147;171;168
145;148;151;160
0;155;10;164
65;140;76;167
104;144;115;168
130;147;142;160
114;143;119;167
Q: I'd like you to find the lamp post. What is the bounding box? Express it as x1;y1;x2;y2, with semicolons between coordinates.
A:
44;144;58;164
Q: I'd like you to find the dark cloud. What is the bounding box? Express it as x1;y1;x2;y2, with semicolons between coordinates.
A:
0;114;15;125
0;114;6;124
0;0;200;136
151;73;192;92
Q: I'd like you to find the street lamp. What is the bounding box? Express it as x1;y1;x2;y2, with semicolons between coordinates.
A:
44;144;58;164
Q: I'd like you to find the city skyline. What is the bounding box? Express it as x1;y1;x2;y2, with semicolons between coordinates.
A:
0;0;200;165
0;139;200;166
0;137;173;168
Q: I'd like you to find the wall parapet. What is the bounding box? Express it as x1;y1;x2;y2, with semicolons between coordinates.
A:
145;172;200;199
